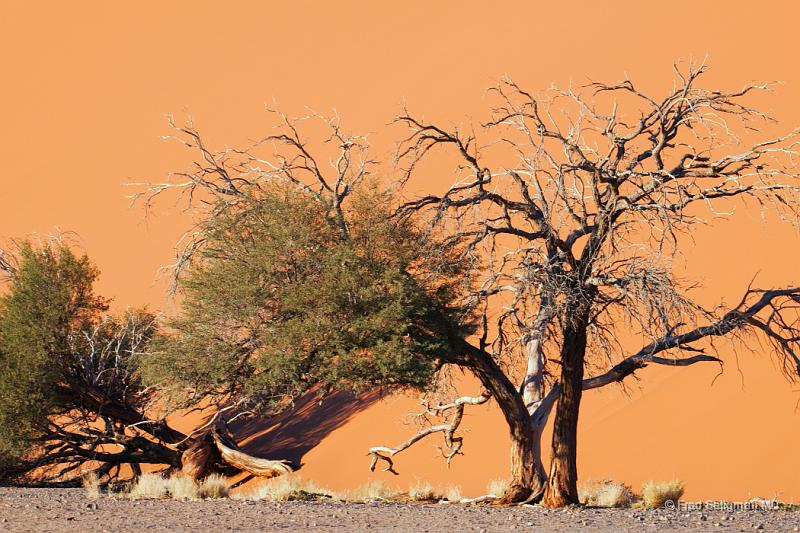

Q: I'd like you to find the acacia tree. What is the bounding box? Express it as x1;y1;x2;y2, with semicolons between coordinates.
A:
0;241;184;484
368;64;800;506
0;240;306;486
133;112;474;478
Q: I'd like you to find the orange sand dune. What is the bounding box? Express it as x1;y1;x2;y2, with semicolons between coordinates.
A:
2;1;799;501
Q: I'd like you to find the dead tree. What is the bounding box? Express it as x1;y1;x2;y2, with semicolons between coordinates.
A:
369;63;800;506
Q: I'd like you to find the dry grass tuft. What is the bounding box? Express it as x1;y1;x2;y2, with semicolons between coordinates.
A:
127;473;169;500
235;474;333;502
81;471;101;498
126;473;230;501
407;481;442;502
198;474;229;499
486;478;510;498
579;480;636;508
641;479;685;509
165;475;200;500
444;485;463;503
346;480;399;502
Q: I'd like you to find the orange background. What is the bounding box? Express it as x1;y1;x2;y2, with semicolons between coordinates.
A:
1;1;799;501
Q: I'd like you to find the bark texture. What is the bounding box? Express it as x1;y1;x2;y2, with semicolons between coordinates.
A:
543;314;588;507
181;422;293;480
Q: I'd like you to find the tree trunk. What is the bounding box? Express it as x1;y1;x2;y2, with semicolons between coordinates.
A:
211;425;293;477
527;405;549;501
460;342;540;503
181;432;220;479
181;422;294;480
542;312;589;508
522;324;552;503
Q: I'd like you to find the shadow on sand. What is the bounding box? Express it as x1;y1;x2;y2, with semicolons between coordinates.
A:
227;388;383;469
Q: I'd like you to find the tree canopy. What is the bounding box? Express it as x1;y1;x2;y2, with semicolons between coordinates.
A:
0;241;109;461
0;241;187;484
138;183;472;416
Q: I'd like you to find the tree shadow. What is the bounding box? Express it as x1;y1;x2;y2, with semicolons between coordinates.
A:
227;388;382;469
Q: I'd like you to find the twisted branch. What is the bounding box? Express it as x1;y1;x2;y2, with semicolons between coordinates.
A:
368;391;490;474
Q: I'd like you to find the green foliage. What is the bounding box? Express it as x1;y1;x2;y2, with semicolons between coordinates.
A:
140;185;471;412
0;242;106;459
0;241;155;463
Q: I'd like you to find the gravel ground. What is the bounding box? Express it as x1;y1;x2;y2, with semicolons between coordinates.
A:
0;488;798;532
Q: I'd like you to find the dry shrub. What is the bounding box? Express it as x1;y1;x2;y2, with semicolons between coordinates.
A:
407;481;442;502
127;473;169;499
236;474;333;502
579;480;635;508
347;480;399;502
486;479;510;498
81;471;101;498
641;479;685;509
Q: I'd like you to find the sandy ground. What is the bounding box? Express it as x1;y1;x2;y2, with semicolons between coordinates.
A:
0;488;798;532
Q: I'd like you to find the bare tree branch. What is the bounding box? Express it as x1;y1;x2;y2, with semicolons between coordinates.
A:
368;391;490;474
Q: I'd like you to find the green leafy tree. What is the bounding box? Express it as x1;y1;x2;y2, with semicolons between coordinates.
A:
0;241;181;484
140;185;469;419
135;114;474;477
0;241;108;459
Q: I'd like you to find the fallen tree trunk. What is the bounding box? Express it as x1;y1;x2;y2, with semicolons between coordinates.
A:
211;425;293;478
181;421;293;480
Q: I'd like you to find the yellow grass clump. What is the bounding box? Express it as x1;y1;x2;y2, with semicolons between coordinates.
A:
126;473;230;500
486;478;510;499
235;474;333;502
127;473;169;500
346;480;399;502
198;474;230;499
407;481;442;502
444;485;463;503
579;480;636;508
641;479;685;509
165;475;200;500
81;471;101;498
